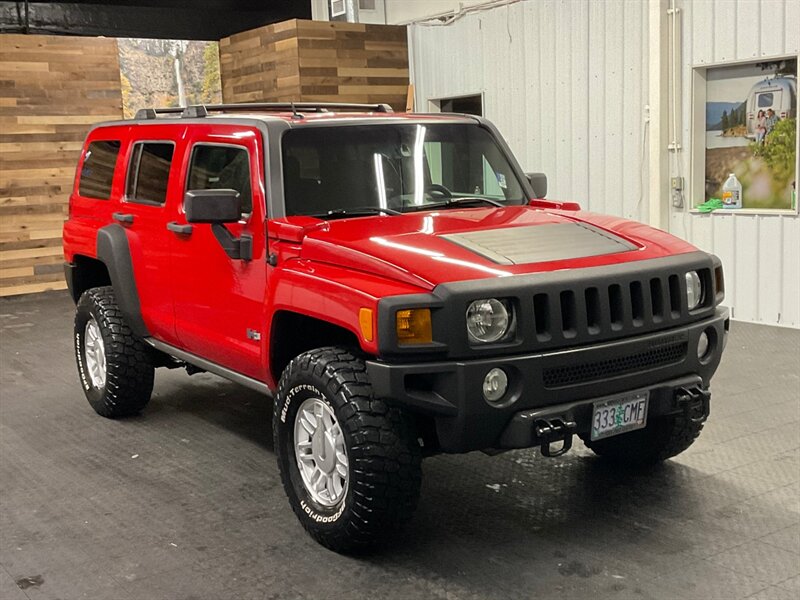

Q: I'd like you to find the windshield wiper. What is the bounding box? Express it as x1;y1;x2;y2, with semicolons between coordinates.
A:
409;196;505;211
311;206;401;219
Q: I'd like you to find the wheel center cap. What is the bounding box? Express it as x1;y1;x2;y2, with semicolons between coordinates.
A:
311;427;336;474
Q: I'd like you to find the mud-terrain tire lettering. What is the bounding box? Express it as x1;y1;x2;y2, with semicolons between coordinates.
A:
74;286;154;418
273;346;422;552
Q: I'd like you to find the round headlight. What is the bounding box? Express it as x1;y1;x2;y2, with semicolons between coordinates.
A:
685;271;703;310
466;298;510;343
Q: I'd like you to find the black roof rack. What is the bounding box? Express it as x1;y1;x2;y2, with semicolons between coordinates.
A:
133;102;394;120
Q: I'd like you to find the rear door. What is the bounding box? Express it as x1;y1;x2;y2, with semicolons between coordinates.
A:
116;129;184;345
169;125;268;380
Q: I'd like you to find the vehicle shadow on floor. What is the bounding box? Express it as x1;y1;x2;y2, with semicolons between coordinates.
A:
146;369;275;451
134;368;795;599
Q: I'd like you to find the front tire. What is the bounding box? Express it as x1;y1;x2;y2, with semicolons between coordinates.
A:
580;413;704;467
74;286;154;418
274;347;422;553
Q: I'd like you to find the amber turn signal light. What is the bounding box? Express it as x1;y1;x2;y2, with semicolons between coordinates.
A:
359;308;374;342
396;308;432;345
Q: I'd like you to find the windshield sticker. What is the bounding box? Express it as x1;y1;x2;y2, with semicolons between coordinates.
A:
496;173;507;189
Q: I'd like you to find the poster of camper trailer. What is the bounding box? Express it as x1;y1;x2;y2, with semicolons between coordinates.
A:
704;58;797;210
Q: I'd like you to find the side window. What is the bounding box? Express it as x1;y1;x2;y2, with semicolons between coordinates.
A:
126;142;175;205
79;140;120;200
187;145;253;213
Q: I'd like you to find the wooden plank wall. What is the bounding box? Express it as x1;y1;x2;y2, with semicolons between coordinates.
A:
0;34;123;297
220;19;409;110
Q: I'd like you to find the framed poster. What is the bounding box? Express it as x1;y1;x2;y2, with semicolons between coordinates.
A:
693;57;797;212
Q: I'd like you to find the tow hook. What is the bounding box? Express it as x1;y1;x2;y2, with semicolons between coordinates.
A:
533;418;577;458
676;386;710;425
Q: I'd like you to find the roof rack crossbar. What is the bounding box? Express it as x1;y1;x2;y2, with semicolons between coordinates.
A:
134;107;185;120
133;102;393;121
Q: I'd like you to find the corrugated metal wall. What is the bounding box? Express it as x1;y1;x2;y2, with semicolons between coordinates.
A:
672;0;800;327
410;0;650;221
409;0;800;327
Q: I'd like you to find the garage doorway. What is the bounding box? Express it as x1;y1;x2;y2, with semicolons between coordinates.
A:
429;93;483;116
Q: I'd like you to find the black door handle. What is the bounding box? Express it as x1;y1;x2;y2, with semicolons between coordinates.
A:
112;212;134;224
167;221;193;235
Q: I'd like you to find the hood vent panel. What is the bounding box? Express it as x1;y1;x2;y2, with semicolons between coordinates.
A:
440;223;637;265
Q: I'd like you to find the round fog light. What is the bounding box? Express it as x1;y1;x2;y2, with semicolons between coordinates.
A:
483;368;508;403
697;331;710;359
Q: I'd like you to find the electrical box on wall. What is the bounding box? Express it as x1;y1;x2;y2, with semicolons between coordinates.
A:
671;176;684;208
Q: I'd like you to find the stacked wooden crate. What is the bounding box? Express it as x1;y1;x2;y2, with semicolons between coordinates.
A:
220;19;408;110
0;34;123;297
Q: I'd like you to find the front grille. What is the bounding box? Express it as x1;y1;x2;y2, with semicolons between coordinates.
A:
531;269;711;344
542;341;688;388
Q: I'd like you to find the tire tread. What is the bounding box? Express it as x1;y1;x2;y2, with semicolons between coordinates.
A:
76;286;154;418
274;346;421;553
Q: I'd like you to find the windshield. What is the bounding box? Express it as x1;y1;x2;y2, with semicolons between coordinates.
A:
282;123;527;217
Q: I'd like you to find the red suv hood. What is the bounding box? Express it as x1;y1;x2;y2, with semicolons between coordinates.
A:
287;206;696;291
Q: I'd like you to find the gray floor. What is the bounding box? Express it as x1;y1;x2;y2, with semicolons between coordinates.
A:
1;291;798;600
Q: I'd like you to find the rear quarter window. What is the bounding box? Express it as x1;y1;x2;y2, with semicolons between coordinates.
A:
78;140;121;200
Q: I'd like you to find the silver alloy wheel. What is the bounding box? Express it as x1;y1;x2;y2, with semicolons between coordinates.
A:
84;318;107;388
294;396;349;507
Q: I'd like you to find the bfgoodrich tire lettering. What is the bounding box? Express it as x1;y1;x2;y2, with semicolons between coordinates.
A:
74;286;154;418
274;346;422;553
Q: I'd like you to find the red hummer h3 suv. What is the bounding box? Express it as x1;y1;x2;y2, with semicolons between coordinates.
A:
63;102;729;552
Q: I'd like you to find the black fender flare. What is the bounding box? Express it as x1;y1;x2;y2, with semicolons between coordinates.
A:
96;224;149;338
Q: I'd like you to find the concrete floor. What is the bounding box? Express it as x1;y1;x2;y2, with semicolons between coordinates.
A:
1;291;798;600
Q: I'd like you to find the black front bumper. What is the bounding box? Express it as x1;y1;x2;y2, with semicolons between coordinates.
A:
366;307;729;453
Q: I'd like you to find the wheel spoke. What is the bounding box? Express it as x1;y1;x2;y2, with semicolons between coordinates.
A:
300;412;316;435
293;395;349;507
84;318;107;388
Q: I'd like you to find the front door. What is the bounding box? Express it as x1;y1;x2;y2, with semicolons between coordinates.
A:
169;126;268;380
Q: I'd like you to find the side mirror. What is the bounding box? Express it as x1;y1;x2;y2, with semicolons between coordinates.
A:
526;172;547;199
185;189;242;223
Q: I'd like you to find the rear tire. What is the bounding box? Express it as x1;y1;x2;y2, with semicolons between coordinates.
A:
273;346;422;553
580;413;704;467
74;286;154;418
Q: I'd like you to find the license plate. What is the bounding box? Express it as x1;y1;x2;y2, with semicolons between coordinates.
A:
590;392;649;441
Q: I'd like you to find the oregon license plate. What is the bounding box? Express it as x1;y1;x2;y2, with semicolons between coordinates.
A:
590;392;649;441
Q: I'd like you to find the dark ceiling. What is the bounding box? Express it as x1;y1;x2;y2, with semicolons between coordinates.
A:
0;1;312;40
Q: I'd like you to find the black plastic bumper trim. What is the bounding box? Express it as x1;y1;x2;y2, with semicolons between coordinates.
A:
497;375;708;449
366;307;729;452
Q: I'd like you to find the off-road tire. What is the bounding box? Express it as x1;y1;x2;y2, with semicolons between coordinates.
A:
580;413;704;467
74;286;154;418
273;346;422;553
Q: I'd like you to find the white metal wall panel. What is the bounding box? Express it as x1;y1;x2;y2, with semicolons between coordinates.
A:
410;0;799;327
410;0;650;220
671;0;800;327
